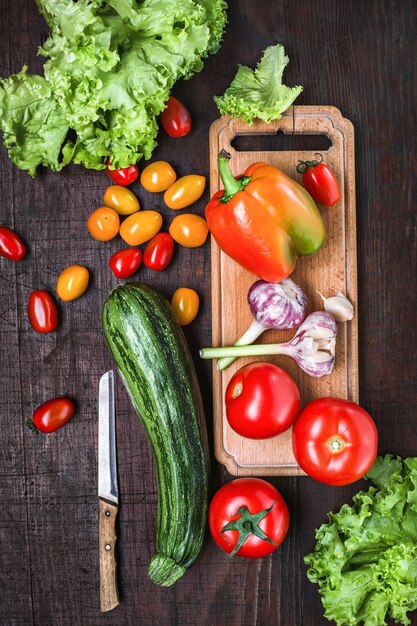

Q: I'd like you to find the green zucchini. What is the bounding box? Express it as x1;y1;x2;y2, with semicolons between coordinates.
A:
102;283;209;586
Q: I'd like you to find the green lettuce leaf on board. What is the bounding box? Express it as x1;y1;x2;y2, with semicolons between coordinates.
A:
214;43;302;124
305;455;417;626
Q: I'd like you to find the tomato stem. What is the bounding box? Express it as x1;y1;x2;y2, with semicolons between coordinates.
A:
326;435;346;454
26;419;39;435
296;153;323;174
221;503;277;558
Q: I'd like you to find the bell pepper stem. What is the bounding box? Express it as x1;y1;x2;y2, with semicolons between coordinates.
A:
200;341;289;360
218;150;248;200
217;320;265;371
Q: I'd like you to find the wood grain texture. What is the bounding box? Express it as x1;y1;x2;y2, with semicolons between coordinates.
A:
99;499;119;613
0;1;416;625
209;107;357;475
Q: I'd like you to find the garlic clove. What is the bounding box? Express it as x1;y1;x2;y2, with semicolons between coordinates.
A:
317;291;354;323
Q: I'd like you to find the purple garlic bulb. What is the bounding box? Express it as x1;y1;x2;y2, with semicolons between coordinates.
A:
248;278;308;330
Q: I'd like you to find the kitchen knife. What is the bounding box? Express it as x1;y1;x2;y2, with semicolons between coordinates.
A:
98;370;120;612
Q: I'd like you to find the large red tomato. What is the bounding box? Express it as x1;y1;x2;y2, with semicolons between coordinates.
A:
225;362;300;439
292;397;378;486
209;478;290;558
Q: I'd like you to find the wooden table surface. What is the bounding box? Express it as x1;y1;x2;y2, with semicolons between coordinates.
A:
1;1;416;625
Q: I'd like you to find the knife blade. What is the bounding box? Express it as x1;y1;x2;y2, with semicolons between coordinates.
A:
98;370;120;612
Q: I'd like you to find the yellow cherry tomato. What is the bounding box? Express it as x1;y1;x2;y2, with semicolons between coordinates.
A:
119;210;163;246
169;214;209;248
164;175;206;210
140;161;177;193
87;207;120;241
56;265;89;302
103;185;140;215
171;288;199;326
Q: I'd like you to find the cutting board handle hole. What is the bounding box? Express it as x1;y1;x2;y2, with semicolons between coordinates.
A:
231;132;332;153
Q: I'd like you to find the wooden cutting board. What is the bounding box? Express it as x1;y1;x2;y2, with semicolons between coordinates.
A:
209;106;357;476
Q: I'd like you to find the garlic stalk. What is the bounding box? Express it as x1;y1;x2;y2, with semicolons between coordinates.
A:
200;311;337;378
217;278;308;371
317;291;354;322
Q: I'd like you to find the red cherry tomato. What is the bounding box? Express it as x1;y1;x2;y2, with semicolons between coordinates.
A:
109;248;142;279
27;290;59;334
209;478;290;558
143;233;174;272
292;397;378;486
225;362;300;439
0;226;26;261
296;154;340;207
106;161;139;186
160;96;192;138
32;397;75;433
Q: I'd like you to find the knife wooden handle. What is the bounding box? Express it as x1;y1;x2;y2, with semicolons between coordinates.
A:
99;498;120;612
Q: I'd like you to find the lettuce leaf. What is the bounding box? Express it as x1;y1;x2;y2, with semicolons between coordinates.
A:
214;44;302;124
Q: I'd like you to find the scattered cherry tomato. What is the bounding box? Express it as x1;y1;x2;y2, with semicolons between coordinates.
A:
56;265;89;302
103;185;140;215
106;161;139;186
140;161;177;193
164;175;205;210
296;154;340;207
169;214;209;248
143;233;174;272
87;207;120;241
209;478;290;558
171;288;199;325
119;210;162;246
32;397;75;433
225;362;300;439
27;290;58;334
160;96;192;138
292;398;378;486
0;226;26;261
109;248;142;279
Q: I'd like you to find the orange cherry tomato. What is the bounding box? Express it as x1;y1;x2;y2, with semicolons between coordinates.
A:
171;288;199;326
103;185;140;215
164;175;205;210
119;210;163;246
140;161;177;193
169;214;209;248
87;207;120;241
56;265;89;302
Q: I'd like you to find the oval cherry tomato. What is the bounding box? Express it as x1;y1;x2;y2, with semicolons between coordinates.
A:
297;154;340;207
209;478;290;558
164;175;205;210
0;226;26;261
160;96;192;138
225;362;300;439
56;265;89;302
169;214;209;248
103;185;140;215
292;398;378;486
27;290;58;334
143;233;174;272
171;288;199;325
119;210;162;246
32;397;75;433
106;161;139;186
140;161;177;193
87;207;120;241
109;248;142;279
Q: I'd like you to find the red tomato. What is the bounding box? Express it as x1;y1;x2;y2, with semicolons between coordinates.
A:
292;398;378;486
143;233;174;271
27;290;59;334
209;478;290;558
32;397;75;433
297;154;340;207
160;96;192;137
225;362;300;439
109;248;142;279
0;226;26;261
106;161;139;186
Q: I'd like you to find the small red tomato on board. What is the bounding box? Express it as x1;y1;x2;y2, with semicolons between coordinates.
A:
225;362;300;439
0;226;26;261
109;248;142;279
143;233;174;272
292;397;378;486
160;96;192;138
296;154;341;207
209;477;290;558
32;397;75;433
106;161;139;186
27;290;59;334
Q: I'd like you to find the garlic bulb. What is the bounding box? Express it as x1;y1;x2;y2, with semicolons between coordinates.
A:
317;291;354;322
